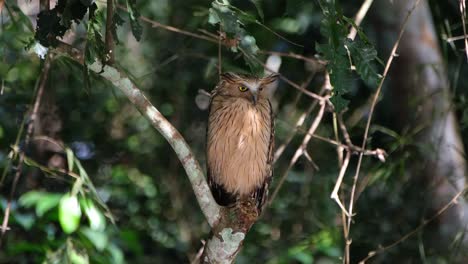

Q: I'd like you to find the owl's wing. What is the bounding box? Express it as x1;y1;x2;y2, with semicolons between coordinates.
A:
206;90;237;207
255;100;275;213
207;172;237;206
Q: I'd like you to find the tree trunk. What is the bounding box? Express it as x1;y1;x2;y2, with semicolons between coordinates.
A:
385;0;468;259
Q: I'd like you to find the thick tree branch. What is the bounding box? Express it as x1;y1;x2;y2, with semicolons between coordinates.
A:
61;56;222;227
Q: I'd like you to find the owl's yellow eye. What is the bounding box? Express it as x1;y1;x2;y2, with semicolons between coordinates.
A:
239;86;248;92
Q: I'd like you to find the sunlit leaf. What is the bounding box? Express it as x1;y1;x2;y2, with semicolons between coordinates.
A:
80;227;109;251
82;199;106;231
59;194;82;234
19;191;62;217
36;194;62;217
19;191;43;207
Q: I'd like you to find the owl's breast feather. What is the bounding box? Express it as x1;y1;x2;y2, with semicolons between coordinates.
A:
207;98;271;195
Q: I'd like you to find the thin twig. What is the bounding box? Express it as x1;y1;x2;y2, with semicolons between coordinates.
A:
332;112;343;166
348;0;374;40
330;151;352;217
116;4;219;44
337;113;353;146
255;21;304;48
445;35;468;42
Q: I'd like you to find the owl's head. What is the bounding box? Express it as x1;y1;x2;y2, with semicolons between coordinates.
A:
217;72;279;104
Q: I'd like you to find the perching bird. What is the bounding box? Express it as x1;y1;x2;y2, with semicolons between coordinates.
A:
206;72;278;213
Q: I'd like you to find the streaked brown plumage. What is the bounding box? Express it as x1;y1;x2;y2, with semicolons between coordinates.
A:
206;72;278;212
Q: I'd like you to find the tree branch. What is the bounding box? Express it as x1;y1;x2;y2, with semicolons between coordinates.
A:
105;0;115;64
55;54;222;227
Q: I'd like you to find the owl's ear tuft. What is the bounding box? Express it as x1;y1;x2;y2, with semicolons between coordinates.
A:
220;72;240;83
261;72;279;85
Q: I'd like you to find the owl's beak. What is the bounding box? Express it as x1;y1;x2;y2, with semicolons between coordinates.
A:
251;92;258;105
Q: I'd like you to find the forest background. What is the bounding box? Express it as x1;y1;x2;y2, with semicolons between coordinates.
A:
1;0;468;263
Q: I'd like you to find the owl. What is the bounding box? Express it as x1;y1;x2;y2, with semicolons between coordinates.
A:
206;72;278;213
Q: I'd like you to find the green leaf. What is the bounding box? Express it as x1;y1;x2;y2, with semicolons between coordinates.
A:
82;199;106;231
316;0;381;112
345;38;381;87
249;0;264;21
19;191;43;207
68;249;89;264
126;0;142;41
36;194;62;217
288;244;314;264
240;35;262;74
66;147;75;173
67;240;89;264
14;213;35;230
59;194;82;234
19;191;62;217
75;159;89;179
85;6;105;65
112;12;125;45
80;227;109;251
316;0;353;112
330;93;349;112
208;0;262;74
209;0;241;37
107;243;125;264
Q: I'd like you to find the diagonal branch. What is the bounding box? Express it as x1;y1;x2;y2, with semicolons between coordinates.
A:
89;61;221;227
